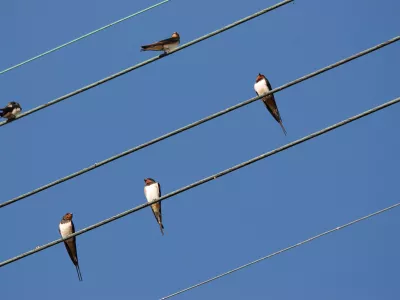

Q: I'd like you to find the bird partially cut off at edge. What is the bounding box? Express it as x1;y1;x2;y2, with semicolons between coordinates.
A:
0;101;22;121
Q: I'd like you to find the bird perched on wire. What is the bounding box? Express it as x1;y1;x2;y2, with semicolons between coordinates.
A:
141;32;180;57
0;101;21;120
144;178;164;235
59;212;83;281
254;73;287;135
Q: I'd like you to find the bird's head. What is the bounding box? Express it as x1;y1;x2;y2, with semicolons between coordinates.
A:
172;32;180;38
8;101;21;109
62;212;73;221
255;73;265;83
144;178;156;185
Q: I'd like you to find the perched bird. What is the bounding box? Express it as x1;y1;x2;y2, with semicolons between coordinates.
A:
0;101;21;120
144;178;164;235
141;32;180;56
254;73;287;135
59;212;83;281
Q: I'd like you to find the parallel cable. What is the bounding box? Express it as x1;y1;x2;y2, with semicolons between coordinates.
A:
161;200;400;299
0;0;294;127
0;0;170;76
1;94;399;268
0;36;398;209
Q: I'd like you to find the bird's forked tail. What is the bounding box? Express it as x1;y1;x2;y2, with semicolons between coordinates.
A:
76;264;83;282
159;222;164;236
279;121;287;136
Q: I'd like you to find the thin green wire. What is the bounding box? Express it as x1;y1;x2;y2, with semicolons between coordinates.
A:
0;0;170;75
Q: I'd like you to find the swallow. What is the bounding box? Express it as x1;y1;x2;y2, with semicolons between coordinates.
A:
254;73;287;135
144;178;164;235
141;32;180;56
59;212;83;281
0;101;22;120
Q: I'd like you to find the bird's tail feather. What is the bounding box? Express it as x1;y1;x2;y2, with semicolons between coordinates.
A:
141;44;164;52
76;264;83;281
141;45;153;51
159;222;164;236
279;121;287;136
152;208;164;235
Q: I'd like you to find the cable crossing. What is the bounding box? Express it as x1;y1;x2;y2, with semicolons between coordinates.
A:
0;0;170;76
0;0;294;128
0;94;398;268
0;36;398;209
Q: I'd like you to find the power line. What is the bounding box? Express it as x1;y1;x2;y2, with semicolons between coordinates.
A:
1;94;398;268
0;36;398;209
0;0;170;76
0;0;293;128
160;200;400;299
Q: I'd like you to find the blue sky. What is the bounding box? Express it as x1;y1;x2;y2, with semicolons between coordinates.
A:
0;0;399;299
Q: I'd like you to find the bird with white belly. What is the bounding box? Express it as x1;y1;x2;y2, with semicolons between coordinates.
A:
59;212;83;281
0;101;22;120
144;178;164;235
254;73;287;135
141;32;180;56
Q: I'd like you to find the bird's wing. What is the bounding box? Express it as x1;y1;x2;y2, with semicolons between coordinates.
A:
149;183;162;223
258;79;277;111
157;183;162;217
265;78;273;91
255;82;281;122
0;105;13;114
158;36;179;44
64;222;79;266
141;37;179;50
263;79;282;120
157;183;161;198
263;96;281;123
152;204;162;221
71;221;76;235
148;183;162;216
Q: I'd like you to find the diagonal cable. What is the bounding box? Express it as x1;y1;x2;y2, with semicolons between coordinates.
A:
0;94;399;268
0;0;294;127
160;200;400;299
0;0;170;75
0;36;398;209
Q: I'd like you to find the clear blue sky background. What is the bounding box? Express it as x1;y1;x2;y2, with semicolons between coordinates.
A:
0;0;399;299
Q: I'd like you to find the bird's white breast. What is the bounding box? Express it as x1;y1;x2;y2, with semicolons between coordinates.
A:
59;222;73;238
164;42;179;53
254;79;269;95
144;184;159;203
11;108;21;116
